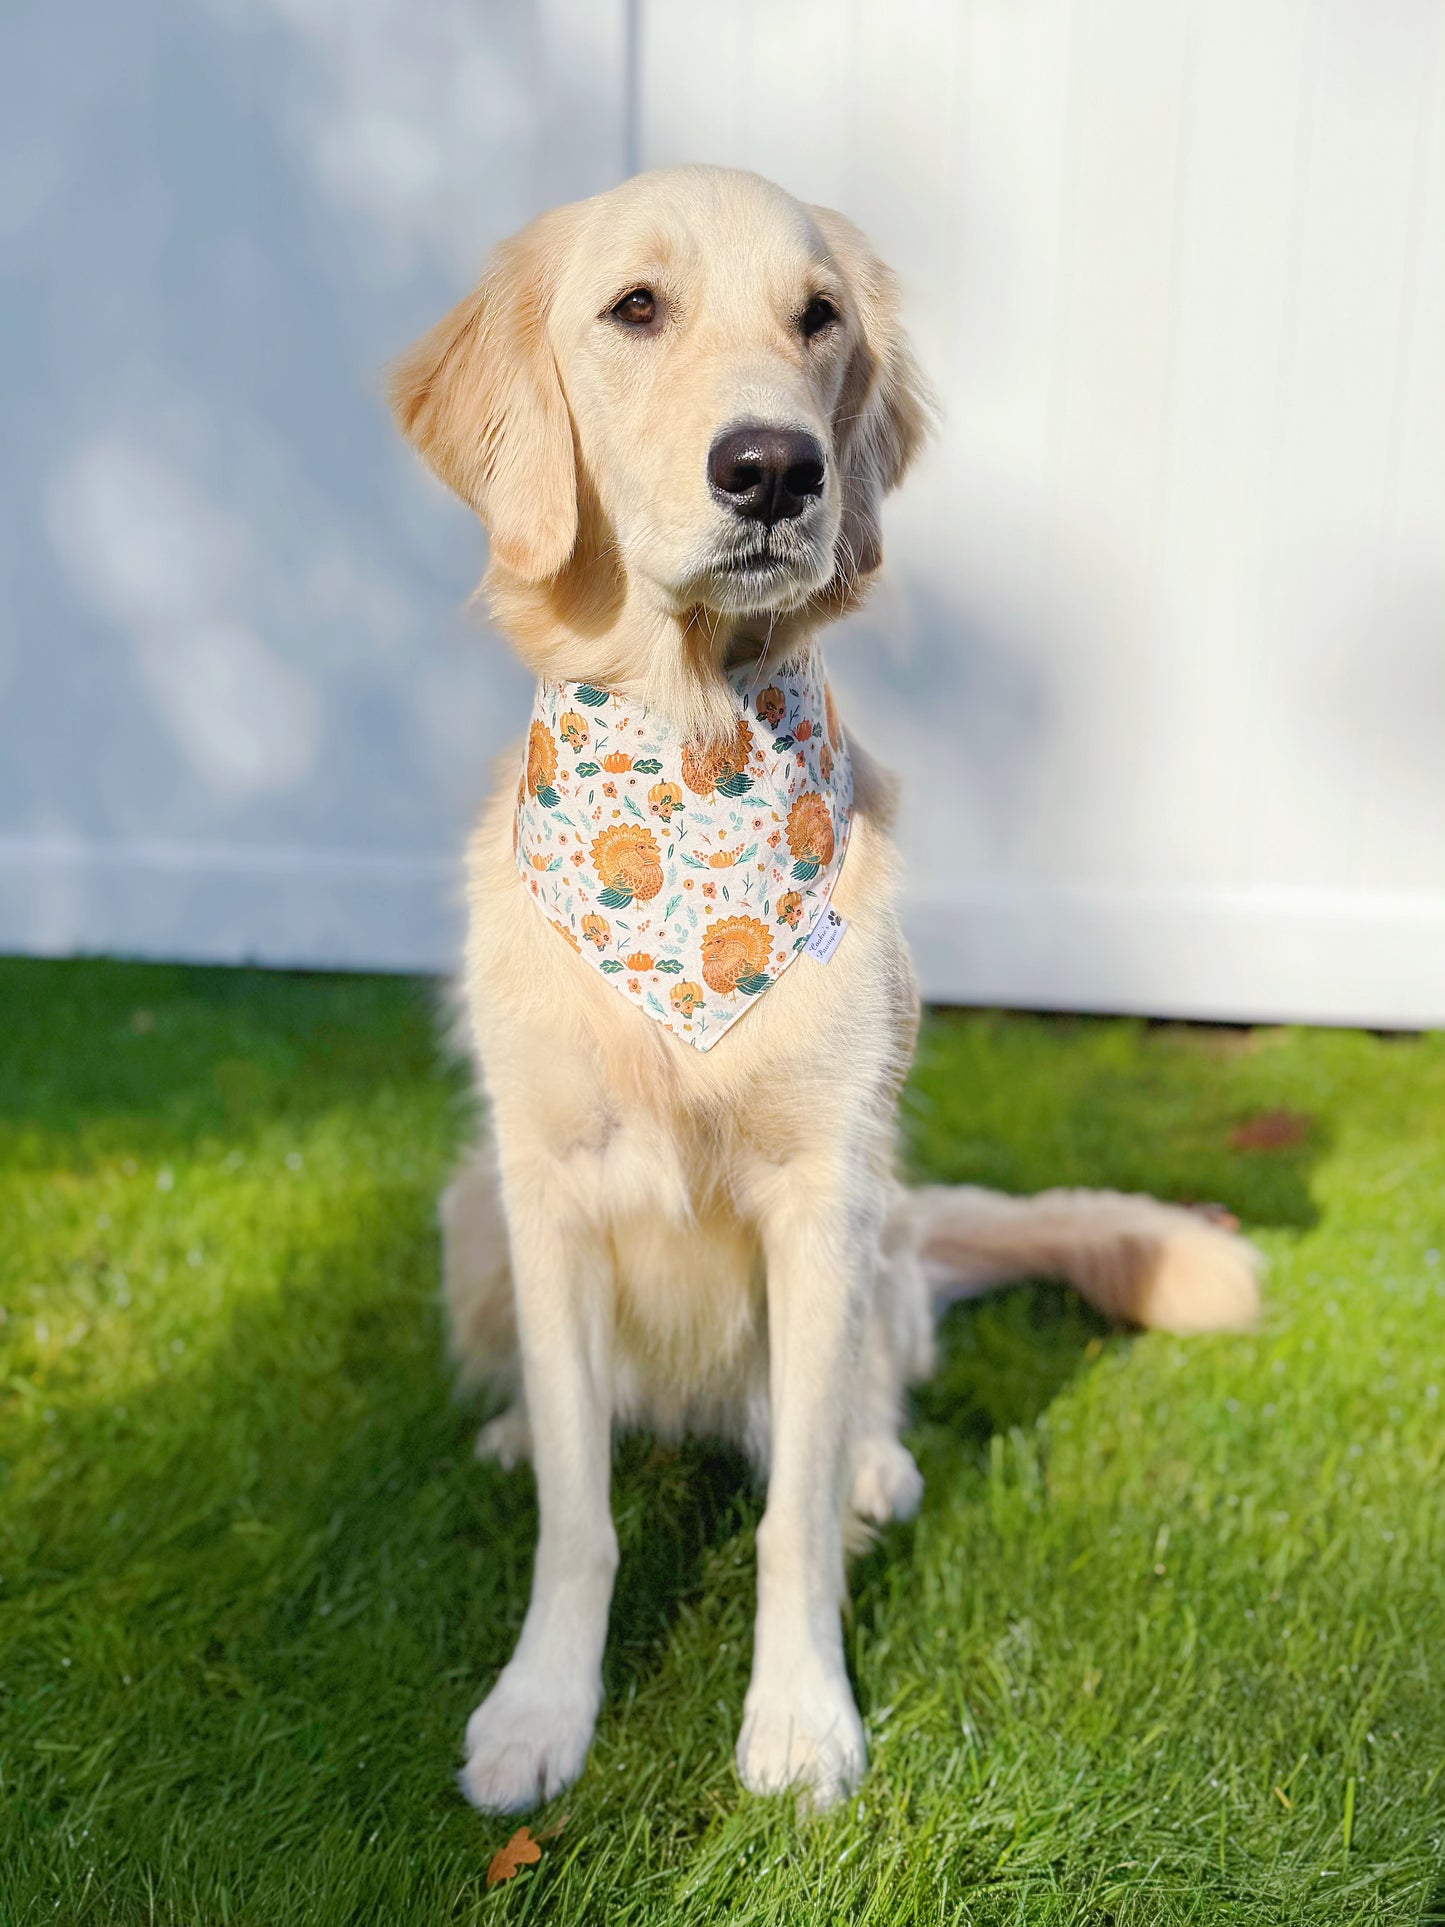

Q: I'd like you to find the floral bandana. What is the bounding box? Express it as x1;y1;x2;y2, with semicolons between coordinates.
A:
514;653;852;1051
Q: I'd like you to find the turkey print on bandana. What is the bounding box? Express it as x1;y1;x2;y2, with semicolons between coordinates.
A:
514;653;853;1050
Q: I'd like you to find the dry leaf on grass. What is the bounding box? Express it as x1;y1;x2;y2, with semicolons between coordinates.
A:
486;1826;542;1888
1182;1199;1242;1232
1228;1109;1312;1153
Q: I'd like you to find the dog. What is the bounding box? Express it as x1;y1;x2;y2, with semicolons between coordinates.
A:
388;165;1260;1815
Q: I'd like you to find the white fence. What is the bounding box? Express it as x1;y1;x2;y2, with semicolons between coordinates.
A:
4;0;1443;1023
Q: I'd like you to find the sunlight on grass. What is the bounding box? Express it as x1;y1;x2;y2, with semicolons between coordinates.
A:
1;960;1442;1924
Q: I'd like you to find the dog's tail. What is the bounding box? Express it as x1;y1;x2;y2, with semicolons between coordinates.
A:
898;1184;1261;1334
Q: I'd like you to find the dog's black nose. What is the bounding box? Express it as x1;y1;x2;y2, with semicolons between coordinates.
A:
707;423;825;526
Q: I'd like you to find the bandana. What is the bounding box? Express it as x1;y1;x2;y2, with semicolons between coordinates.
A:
514;653;852;1051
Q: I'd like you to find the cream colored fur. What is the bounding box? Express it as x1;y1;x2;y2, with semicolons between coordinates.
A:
392;166;1260;1817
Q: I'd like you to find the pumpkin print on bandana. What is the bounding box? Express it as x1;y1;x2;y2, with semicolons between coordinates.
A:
514;654;852;1050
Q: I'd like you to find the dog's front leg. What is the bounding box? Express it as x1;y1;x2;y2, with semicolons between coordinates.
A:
736;1155;878;1810
460;1169;617;1812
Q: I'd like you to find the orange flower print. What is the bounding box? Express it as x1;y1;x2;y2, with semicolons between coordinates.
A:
648;780;683;821
701;915;773;996
702;882;716;899
776;890;803;929
681;718;754;798
548;918;580;953
581;913;610;948
786;790;835;880
755;685;786;730
670;981;703;1019
625;951;654;972
590;822;664;906
627;978;640;994
819;742;833;782
794;718;813;742
558;710;588;751
603;781;617;797
602;751;632;773
526;721;558;802
825;681;842;750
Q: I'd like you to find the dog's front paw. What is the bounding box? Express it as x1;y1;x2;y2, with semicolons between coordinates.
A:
460;1668;598;1812
849;1435;924;1524
735;1669;866;1812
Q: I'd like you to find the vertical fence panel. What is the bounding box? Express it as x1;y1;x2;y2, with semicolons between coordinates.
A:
3;0;1442;1021
637;0;1445;1025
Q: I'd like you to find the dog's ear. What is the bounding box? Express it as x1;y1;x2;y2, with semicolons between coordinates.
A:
810;206;935;582
388;212;578;583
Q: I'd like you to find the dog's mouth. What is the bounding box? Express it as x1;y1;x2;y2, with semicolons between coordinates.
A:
715;549;792;577
697;530;832;612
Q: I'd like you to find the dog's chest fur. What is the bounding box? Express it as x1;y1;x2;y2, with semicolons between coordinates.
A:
601;1133;767;1440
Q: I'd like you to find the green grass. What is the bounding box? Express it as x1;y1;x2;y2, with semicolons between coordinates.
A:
2;957;1443;1926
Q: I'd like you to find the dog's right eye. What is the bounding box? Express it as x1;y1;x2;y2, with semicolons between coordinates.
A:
800;295;839;339
610;288;657;327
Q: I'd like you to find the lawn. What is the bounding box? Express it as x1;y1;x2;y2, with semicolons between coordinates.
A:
2;956;1443;1926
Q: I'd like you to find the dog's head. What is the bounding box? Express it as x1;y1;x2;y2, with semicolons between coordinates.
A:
390;167;932;628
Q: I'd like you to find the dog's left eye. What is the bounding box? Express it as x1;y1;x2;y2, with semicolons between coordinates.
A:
800;296;838;339
611;288;657;327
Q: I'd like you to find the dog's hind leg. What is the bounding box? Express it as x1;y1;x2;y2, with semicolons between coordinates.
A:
847;1197;933;1528
847;1323;924;1529
474;1401;531;1470
439;1134;529;1463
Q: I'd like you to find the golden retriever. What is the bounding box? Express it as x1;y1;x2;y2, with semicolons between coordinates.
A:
389;165;1259;1814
